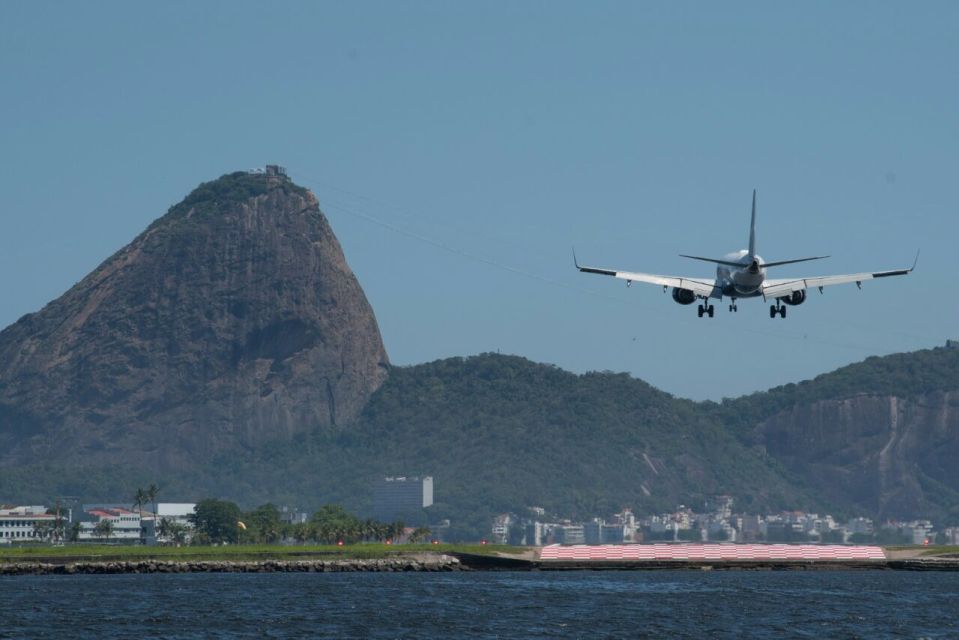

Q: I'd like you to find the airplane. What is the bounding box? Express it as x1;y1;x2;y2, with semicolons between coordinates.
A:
574;190;917;318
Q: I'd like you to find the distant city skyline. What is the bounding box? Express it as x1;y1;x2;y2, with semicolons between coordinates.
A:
2;2;956;399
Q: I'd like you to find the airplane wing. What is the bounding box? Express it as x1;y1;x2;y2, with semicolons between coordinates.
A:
762;253;918;299
574;254;717;298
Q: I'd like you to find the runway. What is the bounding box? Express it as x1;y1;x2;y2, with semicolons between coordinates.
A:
539;543;887;562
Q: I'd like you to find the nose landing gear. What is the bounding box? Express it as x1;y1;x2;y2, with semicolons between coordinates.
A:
729;299;738;312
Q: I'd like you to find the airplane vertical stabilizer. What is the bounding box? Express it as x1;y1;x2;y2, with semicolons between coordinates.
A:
748;189;757;258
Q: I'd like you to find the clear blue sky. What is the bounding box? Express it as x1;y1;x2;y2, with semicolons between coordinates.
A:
2;2;956;400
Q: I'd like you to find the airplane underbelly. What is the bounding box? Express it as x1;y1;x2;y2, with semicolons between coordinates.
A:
732;271;763;295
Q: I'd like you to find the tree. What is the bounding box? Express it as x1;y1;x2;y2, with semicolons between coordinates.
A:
146;484;160;520
310;504;362;544
388;520;406;543
93;519;114;542
33;521;54;543
157;517;189;546
132;487;148;517
408;527;432;543
821;530;845;544
246;504;282;544
290;522;313;544
190;499;242;544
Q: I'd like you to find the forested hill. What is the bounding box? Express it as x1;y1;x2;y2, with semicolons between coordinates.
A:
716;345;959;436
344;347;959;533
340;353;822;536
717;345;959;524
3;337;957;537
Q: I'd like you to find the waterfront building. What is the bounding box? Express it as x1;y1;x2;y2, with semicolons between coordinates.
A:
900;520;934;545
279;506;309;525
141;503;197;545
77;506;142;543
584;520;602;545
491;513;512;544
846;517;874;536
554;524;585;545
372;476;433;524
0;506;56;543
525;521;546;546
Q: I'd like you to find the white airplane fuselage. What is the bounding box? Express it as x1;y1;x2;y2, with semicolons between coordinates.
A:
574;189;916;319
715;250;767;298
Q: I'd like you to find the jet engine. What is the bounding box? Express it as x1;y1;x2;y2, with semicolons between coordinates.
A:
671;288;696;305
779;290;806;306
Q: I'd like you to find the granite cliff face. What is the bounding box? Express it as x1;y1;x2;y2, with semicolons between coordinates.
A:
754;389;959;520
0;170;389;468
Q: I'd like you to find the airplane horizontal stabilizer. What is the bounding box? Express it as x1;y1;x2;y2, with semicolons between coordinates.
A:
679;254;746;268
762;256;830;268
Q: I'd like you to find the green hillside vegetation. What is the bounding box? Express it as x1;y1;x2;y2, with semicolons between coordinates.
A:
3;348;958;540
165;354;821;538
715;346;959;439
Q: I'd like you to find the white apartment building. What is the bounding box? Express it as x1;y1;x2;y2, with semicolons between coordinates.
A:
77;507;142;543
0;506;56;543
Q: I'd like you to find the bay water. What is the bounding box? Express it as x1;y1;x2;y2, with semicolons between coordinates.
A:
2;571;957;638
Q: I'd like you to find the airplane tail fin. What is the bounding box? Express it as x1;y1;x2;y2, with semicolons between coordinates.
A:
748;189;757;258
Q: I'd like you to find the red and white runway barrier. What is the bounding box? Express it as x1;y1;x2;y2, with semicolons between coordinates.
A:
539;544;886;561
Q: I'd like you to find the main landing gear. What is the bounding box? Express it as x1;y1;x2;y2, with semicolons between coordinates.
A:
697;303;715;318
769;302;786;319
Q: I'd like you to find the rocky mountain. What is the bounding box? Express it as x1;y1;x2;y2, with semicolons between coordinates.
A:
726;348;959;524
0;169;389;471
0;167;956;538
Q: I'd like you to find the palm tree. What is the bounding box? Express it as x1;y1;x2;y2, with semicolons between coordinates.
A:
408;527;432;544
157;518;188;546
94;519;114;543
132;487;148;517
169;522;188;546
157;517;172;544
33;521;53;543
146;484;159;520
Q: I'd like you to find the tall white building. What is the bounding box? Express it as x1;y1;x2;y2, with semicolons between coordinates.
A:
372;476;433;523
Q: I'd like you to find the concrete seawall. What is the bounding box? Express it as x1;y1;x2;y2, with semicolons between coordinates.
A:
0;555;465;576
452;548;959;572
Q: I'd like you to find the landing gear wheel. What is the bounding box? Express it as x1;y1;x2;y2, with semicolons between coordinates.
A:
707;305;715;318
769;305;776;319
780;306;787;319
698;305;704;318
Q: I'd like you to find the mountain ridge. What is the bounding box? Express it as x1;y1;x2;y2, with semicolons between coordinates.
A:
1;169;956;539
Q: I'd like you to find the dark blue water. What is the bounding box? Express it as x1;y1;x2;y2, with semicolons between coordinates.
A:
2;571;958;638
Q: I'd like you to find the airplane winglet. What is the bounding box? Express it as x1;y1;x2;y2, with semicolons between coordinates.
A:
572;247;580;270
910;249;920;272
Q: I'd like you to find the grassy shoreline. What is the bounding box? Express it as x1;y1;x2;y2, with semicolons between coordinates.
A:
0;543;519;564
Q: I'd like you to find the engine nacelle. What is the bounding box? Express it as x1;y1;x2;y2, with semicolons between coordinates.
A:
779;290;806;306
671;287;696;305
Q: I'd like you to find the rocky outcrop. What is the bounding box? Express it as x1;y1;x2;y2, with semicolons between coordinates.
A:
0;555;464;575
0;170;389;468
755;391;959;520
